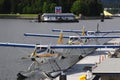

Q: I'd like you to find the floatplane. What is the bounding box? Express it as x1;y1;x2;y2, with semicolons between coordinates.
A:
0;28;120;80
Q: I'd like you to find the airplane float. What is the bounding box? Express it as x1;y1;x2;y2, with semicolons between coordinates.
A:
0;29;120;80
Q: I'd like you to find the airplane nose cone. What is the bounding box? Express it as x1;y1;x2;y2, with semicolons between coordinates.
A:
17;72;28;80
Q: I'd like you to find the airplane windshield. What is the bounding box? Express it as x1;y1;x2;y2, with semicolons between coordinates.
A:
70;37;79;41
36;47;47;53
87;32;95;36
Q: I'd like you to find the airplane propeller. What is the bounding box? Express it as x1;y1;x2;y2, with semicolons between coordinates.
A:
57;30;64;44
81;26;86;36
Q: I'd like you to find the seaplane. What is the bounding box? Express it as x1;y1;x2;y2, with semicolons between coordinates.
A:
0;28;120;80
24;26;120;45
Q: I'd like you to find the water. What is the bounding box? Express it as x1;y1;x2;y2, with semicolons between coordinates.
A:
0;18;120;80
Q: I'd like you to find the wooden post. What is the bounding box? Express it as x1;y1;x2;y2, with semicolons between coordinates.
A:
38;13;41;22
101;13;104;22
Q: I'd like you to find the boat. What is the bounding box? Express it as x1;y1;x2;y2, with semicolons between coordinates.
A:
103;10;113;19
40;13;79;22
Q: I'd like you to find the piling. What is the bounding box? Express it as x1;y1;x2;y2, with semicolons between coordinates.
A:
38;13;41;22
101;13;104;22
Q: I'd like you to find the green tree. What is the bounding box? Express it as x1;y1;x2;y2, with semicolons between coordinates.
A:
71;0;103;16
71;0;80;15
87;0;103;16
71;0;88;16
1;0;11;13
0;0;4;5
34;0;43;13
0;0;4;12
49;3;57;13
0;0;103;15
42;2;50;13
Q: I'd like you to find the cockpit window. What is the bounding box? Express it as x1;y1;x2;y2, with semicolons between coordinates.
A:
87;31;95;36
70;37;79;41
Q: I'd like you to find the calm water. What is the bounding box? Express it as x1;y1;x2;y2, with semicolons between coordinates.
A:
0;18;120;80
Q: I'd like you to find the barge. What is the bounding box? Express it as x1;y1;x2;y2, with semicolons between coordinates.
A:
40;13;79;22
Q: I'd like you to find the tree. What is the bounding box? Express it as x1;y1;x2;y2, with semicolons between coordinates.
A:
87;0;103;16
1;0;11;13
71;0;81;15
34;0;43;13
71;0;88;16
0;0;103;15
42;2;50;13
56;0;75;13
71;0;103;16
49;3;57;13
0;0;4;13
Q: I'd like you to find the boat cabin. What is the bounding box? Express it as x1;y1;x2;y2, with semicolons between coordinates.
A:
41;13;79;22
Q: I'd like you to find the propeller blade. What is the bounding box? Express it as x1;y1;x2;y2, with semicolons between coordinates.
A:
57;30;64;44
82;26;86;36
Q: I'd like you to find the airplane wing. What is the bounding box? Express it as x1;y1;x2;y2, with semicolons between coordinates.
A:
36;44;120;49
0;42;36;48
0;42;120;49
52;29;120;33
24;33;120;39
96;30;120;33
52;29;84;33
24;33;69;38
80;36;120;38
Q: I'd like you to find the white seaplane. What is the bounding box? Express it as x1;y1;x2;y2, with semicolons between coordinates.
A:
0;29;120;80
24;27;120;45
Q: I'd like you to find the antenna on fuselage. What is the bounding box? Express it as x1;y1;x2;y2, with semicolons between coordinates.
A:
97;23;100;32
96;23;100;35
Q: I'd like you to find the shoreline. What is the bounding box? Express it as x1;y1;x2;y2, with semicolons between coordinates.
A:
0;14;38;20
0;16;37;20
0;14;113;20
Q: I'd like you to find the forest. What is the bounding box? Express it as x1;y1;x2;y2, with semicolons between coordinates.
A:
0;0;103;16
